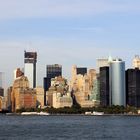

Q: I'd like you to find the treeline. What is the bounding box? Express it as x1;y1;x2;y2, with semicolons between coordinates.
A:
16;105;138;114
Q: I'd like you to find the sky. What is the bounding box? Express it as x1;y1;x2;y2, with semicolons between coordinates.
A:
0;0;140;88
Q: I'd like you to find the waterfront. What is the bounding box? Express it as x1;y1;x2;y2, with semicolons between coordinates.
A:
0;115;140;140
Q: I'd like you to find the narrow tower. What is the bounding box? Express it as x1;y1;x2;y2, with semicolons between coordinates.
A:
24;51;37;88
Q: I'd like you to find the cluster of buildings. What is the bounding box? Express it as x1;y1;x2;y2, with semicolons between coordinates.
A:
0;51;140;112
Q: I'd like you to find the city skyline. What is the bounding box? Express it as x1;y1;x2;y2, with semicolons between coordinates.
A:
0;0;140;87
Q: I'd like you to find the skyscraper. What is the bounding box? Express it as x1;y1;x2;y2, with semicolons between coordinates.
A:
100;67;109;107
24;51;37;88
46;64;62;78
110;58;126;106
126;68;140;107
44;64;62;105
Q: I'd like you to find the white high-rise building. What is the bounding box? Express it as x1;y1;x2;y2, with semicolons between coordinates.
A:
24;51;37;88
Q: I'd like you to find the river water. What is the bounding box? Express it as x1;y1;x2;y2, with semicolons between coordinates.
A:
0;115;140;140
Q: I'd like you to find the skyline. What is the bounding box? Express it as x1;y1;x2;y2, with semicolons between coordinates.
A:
0;0;140;87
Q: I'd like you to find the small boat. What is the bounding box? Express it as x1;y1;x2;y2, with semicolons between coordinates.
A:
21;112;38;115
92;111;104;115
38;112;50;116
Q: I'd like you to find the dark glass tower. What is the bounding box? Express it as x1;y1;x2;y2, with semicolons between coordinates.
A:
76;67;87;76
44;64;62;105
126;68;140;107
46;64;62;78
100;67;109;107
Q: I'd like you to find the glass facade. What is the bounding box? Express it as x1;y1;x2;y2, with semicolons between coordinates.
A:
24;51;37;88
110;59;126;106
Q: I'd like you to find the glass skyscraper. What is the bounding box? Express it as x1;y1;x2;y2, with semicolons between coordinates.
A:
24;51;37;88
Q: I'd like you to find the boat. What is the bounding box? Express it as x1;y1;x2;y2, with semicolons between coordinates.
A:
85;111;104;116
92;111;104;115
21;112;50;116
38;112;50;116
21;112;38;115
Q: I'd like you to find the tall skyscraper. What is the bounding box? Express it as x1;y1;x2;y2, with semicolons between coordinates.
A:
46;64;62;78
110;58;126;106
100;67;109;107
126;68;140;107
44;64;62;105
24;51;37;88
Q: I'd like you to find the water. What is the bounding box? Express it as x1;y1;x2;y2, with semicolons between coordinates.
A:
0;115;140;140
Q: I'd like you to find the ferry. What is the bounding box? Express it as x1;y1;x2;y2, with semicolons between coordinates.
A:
85;111;104;116
21;112;50;116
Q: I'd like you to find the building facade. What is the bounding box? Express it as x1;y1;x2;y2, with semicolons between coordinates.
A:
35;87;44;107
47;76;72;108
44;64;62;105
11;76;36;112
100;67;109;107
24;51;37;88
133;55;140;69
126;68;140;107
110;59;126;106
96;58;109;73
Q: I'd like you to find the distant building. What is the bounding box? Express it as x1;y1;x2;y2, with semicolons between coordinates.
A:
11;76;36;112
96;58;109;73
0;72;4;88
110;58;126;106
14;68;24;80
126;68;140;107
47;76;72;108
70;66;97;108
35;87;44;107
6;86;12;111
44;64;62;105
24;51;37;88
100;67;109;107
46;64;62;78
0;96;3;111
0;87;4;97
133;55;140;69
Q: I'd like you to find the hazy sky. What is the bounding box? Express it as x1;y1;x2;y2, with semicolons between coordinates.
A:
0;0;140;87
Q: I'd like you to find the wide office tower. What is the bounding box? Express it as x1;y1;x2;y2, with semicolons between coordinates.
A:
47;64;62;78
24;51;37;88
110;59;126;106
100;67;109;107
126;68;140;107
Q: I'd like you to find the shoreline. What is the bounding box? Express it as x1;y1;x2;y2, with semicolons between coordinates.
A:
3;112;140;116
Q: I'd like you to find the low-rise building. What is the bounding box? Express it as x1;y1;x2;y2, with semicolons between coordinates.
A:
47;76;73;108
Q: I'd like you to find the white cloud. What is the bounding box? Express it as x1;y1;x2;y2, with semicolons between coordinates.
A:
0;0;139;20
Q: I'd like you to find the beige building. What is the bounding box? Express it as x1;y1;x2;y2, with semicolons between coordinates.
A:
70;65;97;108
35;87;44;107
11;76;36;112
47;76;73;108
0;96;3;111
0;96;7;111
133;55;140;69
96;58;109;73
53;92;73;108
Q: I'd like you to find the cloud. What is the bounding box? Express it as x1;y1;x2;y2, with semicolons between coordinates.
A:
0;0;139;20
